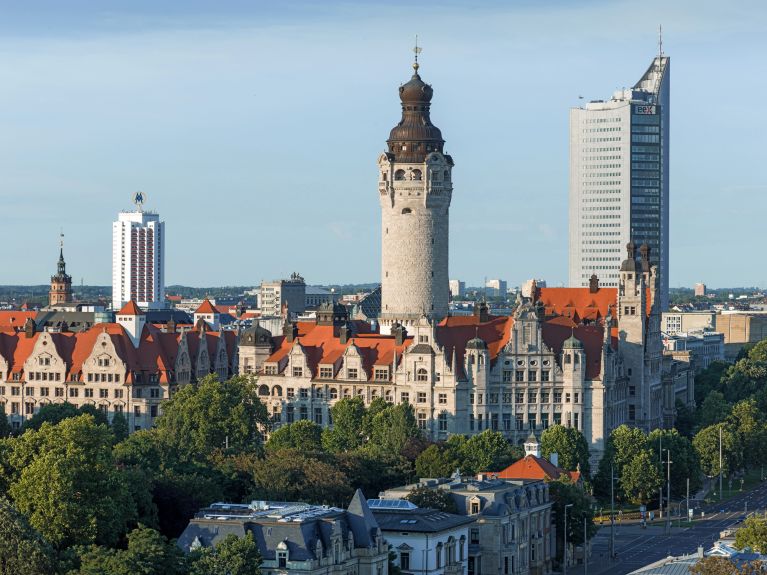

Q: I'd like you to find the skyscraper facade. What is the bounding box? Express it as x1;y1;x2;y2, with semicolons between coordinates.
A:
112;201;165;310
568;54;670;309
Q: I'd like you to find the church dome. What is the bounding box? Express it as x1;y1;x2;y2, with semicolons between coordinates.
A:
399;70;433;104
620;241;640;272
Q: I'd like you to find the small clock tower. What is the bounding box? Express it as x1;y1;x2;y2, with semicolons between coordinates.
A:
49;233;73;307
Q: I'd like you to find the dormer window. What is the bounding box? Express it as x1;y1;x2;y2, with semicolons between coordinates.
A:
277;550;288;568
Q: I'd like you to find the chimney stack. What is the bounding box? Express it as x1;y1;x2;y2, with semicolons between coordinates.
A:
589;274;599;293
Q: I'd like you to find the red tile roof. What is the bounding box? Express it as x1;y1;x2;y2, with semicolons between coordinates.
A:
0;311;37;329
535;286;652;320
194;299;219;314
495;455;581;483
117;300;144;316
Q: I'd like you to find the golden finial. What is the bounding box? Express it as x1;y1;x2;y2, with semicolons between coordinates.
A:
413;35;422;73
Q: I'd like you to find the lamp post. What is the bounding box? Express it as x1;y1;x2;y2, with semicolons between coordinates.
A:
563;503;574;575
665;449;672;535
610;465;616;560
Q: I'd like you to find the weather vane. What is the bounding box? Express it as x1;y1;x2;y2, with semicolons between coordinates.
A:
413;35;422;72
133;191;146;211
60;229;64;249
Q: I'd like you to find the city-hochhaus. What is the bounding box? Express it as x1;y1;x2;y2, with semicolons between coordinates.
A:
568;52;670;310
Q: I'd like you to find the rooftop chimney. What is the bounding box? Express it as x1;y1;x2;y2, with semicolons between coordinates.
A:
589;274;599;293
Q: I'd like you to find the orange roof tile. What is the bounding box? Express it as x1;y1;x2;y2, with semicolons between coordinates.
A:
117;300;144;316
0;311;37;329
496;455;580;483
194;299;219;314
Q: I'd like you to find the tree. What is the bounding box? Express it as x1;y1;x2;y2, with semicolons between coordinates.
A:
593;425;649;499
0;409;9;438
72;525;188;575
698;391;731;428
322;398;366;452
248;449;352;507
540;425;591;476
190;532;262;575
7;415;136;548
694;424;740;477
111;412;129;443
459;430;521;474
415;444;459;479
21;402;80;432
674;399;696;437
265;420;323;453
727;399;767;469
153;466;228;538
367;403;421;455
648;428;702;498
548;479;596;563
735;515;767;553
155;375;269;460
688;556;767;575
620;450;662;505
0;496;55;575
404;486;458;513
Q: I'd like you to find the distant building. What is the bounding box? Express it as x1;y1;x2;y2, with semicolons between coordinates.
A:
382;473;554;575
569;52;670;310
112;201;165;311
694;283;706;297
352;287;382;322
49;236;73;307
177;490;389;575
260;273;306;318
521;280;546;299
305;286;335;310
661;311;715;335
662;330;725;371
449;280;466;299
715;312;767;360
369;499;472;575
485;279;507;297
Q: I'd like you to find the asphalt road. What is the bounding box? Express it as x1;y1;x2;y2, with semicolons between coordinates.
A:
563;479;767;575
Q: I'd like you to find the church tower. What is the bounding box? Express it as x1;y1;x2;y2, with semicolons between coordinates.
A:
49;233;73;307
378;48;453;334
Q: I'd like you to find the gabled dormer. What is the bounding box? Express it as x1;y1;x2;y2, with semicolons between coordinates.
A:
287;339;309;378
342;343;367;381
193;299;220;331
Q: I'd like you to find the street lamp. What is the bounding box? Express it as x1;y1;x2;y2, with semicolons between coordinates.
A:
563;503;574;575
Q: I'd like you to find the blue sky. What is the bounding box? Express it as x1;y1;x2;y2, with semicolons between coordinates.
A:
0;0;764;288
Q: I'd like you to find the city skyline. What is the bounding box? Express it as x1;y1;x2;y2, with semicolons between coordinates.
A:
0;1;765;288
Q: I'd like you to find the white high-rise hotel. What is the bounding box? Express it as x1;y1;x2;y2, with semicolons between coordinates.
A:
112;196;165;310
569;52;670;310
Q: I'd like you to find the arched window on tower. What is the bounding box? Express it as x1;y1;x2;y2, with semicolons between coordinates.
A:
395;169;406;181
443;169;450;180
412;169;422;181
416;368;428;382
402;208;412;215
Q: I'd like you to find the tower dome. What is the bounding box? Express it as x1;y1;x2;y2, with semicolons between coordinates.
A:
563;334;583;349
387;62;445;164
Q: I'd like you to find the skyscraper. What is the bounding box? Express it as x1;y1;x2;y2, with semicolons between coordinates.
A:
112;194;165;310
378;51;453;334
568;52;670;309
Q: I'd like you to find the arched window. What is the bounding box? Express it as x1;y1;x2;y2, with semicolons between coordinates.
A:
411;169;422;181
395;169;406;181
382;172;387;181
258;384;269;396
402;208;412;215
272;385;283;397
416;368;428;382
435;543;442;569
564;354;571;365
443;169;450;180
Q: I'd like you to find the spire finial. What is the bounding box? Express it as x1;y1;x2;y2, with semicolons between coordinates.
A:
413;35;422;74
658;24;663;57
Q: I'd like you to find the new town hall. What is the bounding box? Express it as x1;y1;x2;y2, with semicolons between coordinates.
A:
239;60;694;463
0;59;693;464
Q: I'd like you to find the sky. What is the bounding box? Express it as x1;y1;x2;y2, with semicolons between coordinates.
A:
0;0;765;289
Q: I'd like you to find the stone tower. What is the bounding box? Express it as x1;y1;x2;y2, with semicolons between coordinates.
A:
49;235;73;307
378;54;453;334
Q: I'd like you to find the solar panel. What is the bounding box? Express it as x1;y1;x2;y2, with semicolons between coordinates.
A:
368;499;418;510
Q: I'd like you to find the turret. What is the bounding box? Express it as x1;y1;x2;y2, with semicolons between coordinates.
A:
116;300;146;347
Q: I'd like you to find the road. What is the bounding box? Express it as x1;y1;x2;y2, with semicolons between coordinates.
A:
564;479;767;575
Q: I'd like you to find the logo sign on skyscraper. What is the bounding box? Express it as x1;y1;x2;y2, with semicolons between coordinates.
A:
634;105;656;115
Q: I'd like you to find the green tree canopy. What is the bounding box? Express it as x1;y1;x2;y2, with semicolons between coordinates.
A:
71;525;187;575
189;532;262;575
648;428;702;498
248;449;352;507
540;424;591;476
0;496;55;575
404;486;458;513
698;391;731;429
21;402;109;433
367;402;421;455
734;515;767;554
265;420;324;453
693;424;740;477
459;430;521;474
7;415;136;548
415;444;459;479
548;479;596;562
620;449;662;505
322;397;366;452
0;409;9;438
155;375;269;460
111;412;129;443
